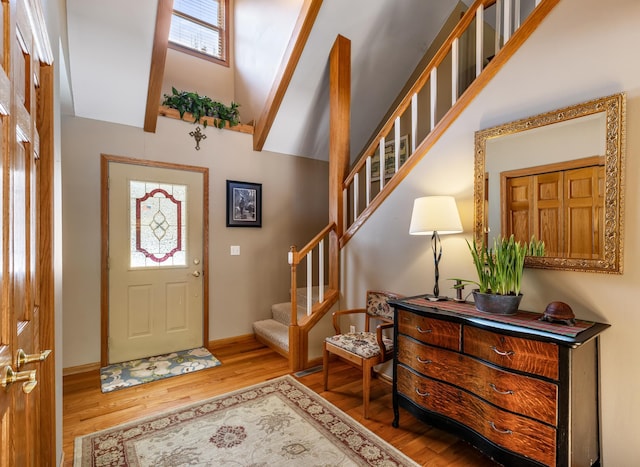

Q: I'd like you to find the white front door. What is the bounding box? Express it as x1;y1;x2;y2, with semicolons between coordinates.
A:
106;159;207;364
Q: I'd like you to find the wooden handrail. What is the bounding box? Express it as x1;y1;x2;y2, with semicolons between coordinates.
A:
291;222;336;262
345;0;494;186
288;220;338;371
340;0;560;249
288;222;335;325
299;288;339;331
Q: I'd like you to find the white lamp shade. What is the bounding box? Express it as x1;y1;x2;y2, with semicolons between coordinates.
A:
409;196;463;235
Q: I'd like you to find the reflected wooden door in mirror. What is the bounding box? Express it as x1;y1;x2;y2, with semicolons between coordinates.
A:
474;93;625;273
501;156;605;259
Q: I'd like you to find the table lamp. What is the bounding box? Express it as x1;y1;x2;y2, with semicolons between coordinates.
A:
409;196;463;300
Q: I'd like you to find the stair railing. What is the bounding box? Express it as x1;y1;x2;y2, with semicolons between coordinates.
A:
280;0;559;370
341;0;558;247
287;222;339;370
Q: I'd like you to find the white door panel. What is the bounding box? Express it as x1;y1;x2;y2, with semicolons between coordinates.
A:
108;162;205;363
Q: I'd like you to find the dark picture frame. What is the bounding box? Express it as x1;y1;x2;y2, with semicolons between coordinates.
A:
226;180;262;227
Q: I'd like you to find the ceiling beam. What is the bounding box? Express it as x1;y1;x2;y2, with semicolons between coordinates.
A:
144;0;173;133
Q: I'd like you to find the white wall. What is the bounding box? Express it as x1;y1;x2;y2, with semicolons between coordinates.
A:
341;0;640;464
233;0;304;124
61;116;328;368
162;48;236;107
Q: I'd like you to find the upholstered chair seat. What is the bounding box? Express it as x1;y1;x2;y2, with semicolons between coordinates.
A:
323;290;402;419
324;332;393;359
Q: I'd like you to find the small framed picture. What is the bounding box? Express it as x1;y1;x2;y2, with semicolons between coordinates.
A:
226;180;262;227
371;135;409;182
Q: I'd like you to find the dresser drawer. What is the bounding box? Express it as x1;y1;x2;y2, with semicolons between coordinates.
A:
397;335;558;425
397;310;461;350
397;365;556;466
464;327;559;380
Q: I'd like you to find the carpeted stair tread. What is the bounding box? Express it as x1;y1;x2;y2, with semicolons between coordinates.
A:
253;318;289;351
271;302;307;326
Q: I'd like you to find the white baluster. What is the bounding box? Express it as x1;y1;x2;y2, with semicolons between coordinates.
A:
476;5;484;77
343;187;348;230
379;137;385;191
318;239;324;303
514;0;521;31
366;156;371;206
504;0;512;43
452;38;459;105
430;68;437;131
411;93;418;154
394;117;401;174
306;251;312;315
353;173;359;220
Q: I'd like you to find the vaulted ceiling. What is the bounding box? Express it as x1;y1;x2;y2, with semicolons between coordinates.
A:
63;0;468;161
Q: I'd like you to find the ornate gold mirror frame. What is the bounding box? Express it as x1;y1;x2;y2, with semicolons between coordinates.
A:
473;93;625;273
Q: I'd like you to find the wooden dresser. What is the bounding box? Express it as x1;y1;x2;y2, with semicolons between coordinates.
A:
390;296;609;467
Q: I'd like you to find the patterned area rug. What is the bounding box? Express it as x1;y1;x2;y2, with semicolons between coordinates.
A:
75;375;419;466
100;347;221;393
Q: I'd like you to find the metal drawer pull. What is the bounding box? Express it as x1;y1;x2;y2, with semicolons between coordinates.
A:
490;346;515;357
416;356;432;364
489;421;512;435
416;326;432;334
415;388;430;397
490;383;514;395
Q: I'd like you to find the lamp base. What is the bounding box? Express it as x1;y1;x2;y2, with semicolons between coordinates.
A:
426;295;449;302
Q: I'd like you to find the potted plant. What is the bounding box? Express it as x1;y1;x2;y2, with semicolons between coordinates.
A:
162;87;240;129
453;235;544;314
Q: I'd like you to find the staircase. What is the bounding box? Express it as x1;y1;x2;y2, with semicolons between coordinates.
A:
253;287;337;363
254;0;560;372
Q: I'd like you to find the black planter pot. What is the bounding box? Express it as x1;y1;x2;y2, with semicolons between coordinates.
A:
472;290;522;315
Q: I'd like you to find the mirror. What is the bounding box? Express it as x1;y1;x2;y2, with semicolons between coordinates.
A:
473;93;625;273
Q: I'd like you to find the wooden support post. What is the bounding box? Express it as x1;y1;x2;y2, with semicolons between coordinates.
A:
328;34;350;291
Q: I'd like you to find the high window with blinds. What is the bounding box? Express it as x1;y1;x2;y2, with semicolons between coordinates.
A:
169;0;228;65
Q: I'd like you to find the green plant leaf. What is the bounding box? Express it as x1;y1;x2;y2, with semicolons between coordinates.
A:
162;88;241;129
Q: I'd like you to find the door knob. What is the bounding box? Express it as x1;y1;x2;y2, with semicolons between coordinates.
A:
192;270;201;277
1;366;38;394
17;349;51;369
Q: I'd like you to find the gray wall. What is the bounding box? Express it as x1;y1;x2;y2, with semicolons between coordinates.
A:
62;115;328;368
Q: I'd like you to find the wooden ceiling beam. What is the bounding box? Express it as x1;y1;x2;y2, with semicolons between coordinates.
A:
144;0;173;133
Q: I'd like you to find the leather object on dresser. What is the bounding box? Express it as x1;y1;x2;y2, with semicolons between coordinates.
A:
390;296;610;467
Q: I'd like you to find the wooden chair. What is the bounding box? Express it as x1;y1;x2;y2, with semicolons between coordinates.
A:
323;290;402;419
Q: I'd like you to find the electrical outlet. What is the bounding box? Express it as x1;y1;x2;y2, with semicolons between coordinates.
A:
230;245;240;255
349;325;356;334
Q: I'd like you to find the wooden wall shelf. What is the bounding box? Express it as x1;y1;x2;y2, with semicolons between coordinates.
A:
158;106;254;135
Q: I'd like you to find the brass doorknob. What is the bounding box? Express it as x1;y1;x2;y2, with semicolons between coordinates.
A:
1;366;38;394
192;270;201;277
17;349;51;369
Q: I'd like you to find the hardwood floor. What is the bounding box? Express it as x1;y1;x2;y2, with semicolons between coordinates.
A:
62;338;498;466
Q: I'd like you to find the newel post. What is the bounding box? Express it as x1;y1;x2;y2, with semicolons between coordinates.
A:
288;245;302;371
328;34;351;290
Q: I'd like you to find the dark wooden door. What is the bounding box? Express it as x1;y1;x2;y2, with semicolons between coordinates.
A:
0;0;55;464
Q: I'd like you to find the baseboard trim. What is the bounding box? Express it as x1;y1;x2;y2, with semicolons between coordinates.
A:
63;362;101;376
208;333;257;351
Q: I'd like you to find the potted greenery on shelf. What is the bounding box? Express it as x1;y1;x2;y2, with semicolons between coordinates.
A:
453;235;545;315
162;87;240;129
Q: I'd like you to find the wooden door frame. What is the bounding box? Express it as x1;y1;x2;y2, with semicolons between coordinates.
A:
100;154;209;367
